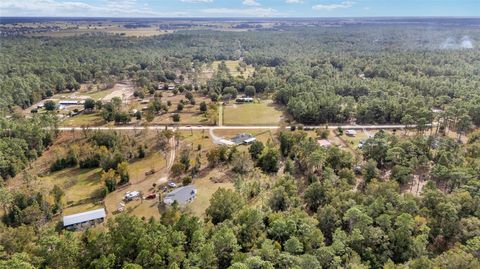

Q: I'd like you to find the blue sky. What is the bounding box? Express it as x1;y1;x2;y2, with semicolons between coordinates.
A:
1;0;479;17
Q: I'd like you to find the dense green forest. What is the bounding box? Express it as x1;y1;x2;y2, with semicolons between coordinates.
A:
1;26;480;127
1;22;480;268
1;129;480;268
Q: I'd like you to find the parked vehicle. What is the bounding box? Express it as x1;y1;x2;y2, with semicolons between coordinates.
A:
124;191;141;202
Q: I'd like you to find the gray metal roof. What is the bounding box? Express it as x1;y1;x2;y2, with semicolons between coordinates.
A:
63;208;106;226
164;185;197;205
231;133;255;144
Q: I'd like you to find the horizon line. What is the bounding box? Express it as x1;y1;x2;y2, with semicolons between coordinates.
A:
1;16;480;19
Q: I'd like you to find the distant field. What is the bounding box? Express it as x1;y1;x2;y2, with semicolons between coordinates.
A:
212;60;255;78
223;100;284;126
29;26;173;37
85;88;116;100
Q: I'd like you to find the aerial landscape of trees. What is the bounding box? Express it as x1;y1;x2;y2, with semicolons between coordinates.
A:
0;18;479;268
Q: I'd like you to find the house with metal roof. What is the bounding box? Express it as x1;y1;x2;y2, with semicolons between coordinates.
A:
63;208;106;230
231;133;256;145
163;185;197;205
59;100;81;106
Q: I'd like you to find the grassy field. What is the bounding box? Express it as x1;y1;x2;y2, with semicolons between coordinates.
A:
223;100;284;126
29;26;172;37
41;167;104;215
187;170;235;218
62;112;105;127
151;112;209;125
212;60;255;78
85;88;116;100
127;152;167;183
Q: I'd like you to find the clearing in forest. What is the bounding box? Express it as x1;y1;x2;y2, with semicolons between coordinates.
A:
223;100;284;126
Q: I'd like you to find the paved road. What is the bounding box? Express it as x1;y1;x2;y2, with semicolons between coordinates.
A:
58;124;417;132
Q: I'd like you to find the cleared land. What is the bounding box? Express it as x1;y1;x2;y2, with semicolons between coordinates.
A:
62;112;104;127
28;24;173;37
187;170;234;218
212;60;255;78
223;100;284;126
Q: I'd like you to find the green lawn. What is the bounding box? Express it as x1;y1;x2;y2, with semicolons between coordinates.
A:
62;112;105;127
85;88;115;100
151;112;209;125
40;167;103;211
223;101;284;126
187;172;234;218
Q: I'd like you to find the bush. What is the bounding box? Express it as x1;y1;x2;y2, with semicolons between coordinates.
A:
84;98;96;110
200;101;208;112
44;100;57;111
137;145;145;158
79;154;101;169
50;155;78;172
171;162;186;177
182;176;192;186
172;113;180;122
177;103;184;111
337;127;344;135
317;129;330;139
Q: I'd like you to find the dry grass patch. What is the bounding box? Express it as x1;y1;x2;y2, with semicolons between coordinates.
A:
62;113;105;127
187;170;235;218
223;100;284;126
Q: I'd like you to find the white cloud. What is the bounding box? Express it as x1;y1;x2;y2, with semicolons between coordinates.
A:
285;0;303;3
242;0;261;7
180;0;213;3
312;1;355;11
200;7;279;17
0;0;187;17
363;7;371;10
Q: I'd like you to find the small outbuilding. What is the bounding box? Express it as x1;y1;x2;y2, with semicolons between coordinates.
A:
59;100;81;106
317;139;332;148
345;130;357;137
63;208;106;230
236;97;254;103
231;133;256;145
163;185;197;205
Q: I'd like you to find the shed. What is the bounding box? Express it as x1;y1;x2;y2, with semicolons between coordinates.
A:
231;133;255;145
236;97;253;103
317;139;332;147
59;100;80;105
63;208;106;229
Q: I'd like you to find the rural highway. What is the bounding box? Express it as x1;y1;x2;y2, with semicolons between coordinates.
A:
57;124;418;132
